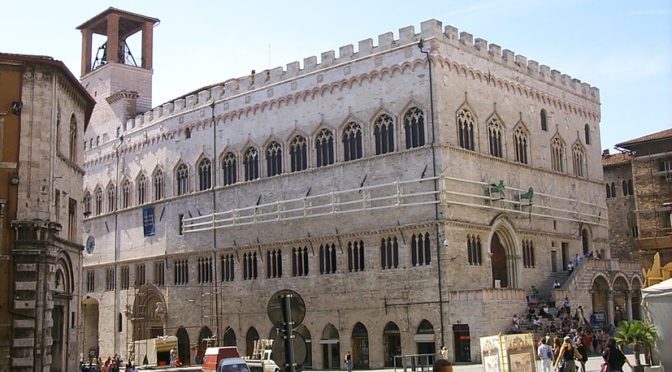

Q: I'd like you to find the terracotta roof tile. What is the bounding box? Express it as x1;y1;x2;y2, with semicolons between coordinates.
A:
602;151;632;167
616;128;672;148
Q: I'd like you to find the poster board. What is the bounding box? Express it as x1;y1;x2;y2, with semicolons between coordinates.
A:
480;333;536;372
480;335;502;372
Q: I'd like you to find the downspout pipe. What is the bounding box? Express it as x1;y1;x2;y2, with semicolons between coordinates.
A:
418;39;446;348
113;135;124;354
210;100;220;344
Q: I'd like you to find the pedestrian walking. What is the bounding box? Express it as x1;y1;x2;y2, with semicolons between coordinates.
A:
344;351;353;372
537;337;553;372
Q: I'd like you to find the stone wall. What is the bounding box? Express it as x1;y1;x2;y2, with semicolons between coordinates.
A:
82;18;606;367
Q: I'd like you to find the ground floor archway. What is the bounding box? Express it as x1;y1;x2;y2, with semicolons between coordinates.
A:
82;298;100;362
176;327;191;365
351;322;369;369
321;324;340;369
295;325;313;369
383;322;401;367
414;319;435;356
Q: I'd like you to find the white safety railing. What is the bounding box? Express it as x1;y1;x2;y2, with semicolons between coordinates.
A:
183;176;606;233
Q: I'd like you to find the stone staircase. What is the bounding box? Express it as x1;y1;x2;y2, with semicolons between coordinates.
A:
504;257;643;359
507;258;612;339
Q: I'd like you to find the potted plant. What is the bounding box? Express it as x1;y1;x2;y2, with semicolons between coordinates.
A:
615;320;657;370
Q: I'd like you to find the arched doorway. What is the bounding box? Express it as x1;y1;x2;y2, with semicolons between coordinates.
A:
176;327;191;366
223;327;237;346
591;276;609;328
321;324;340;369
351;322;369;369
414;320;435;355
613;276;629;327
82;297;100;363
52;257;74;372
295;325;313;369
383;322;401;367
581;227;591;256
491;234;508;288
246;327;260;358
132;285;166;340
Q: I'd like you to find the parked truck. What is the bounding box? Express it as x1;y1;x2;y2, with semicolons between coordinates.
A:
202;346;241;372
244;340;280;372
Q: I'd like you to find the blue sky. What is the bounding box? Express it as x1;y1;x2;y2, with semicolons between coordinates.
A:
3;0;670;151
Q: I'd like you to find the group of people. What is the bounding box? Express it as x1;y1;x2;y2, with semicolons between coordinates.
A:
537;334;633;372
80;354;138;372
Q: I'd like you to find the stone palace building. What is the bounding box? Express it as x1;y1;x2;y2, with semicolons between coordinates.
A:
0;53;95;371
79;8;641;369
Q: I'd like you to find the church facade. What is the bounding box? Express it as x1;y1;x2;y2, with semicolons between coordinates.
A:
80;8;641;369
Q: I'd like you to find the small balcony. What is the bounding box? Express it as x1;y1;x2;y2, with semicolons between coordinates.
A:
636;227;672;250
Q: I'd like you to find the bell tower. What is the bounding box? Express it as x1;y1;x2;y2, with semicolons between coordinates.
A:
77;7;159;114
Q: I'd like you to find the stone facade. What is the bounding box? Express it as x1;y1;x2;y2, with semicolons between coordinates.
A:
80;11;639;369
0;53;94;372
602;151;638;261
610;129;672;268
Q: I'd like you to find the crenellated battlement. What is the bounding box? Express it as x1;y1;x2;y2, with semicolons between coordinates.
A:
126;18;599;130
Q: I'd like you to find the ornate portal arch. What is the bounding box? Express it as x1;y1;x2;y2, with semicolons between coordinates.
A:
488;214;520;288
132;284;167;341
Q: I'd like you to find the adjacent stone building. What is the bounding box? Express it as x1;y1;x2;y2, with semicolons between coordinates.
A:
0;53;95;371
603;150;638;261
80;8;641;368
604;129;672;267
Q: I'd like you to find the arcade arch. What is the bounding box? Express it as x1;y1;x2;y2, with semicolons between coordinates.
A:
351;322;369;369
321;324;340;369
383;322;401;367
176;327;191;365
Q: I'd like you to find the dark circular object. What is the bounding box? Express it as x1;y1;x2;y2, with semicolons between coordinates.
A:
272;332;307;369
267;289;306;328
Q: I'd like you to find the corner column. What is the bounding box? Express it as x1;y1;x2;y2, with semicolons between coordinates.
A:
106;13;120;64
625;294;632;321
80;28;93;75
141;21;154;70
606;292;614;328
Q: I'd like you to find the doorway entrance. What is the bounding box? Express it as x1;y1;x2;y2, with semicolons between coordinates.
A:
491;234;508;288
452;324;471;363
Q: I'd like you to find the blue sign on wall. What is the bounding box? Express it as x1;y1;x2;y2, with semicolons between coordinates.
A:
143;206;155;236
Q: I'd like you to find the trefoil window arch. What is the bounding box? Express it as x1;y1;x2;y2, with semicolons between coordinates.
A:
488;116;504;158
457;108;475;150
551;137;565;173
342;122;363;161
176;164;189;196
266;141;283;177
137;174;147;205
374;114;395;155
514;125;529;164
153;169;164;201
198;158;212;191
222;152;237;186
290;135;308;172
244;147;259;181
572;143;586;177
404;107;425;149
315;129;334;167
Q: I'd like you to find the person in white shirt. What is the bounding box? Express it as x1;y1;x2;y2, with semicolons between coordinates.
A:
537;337;553;372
